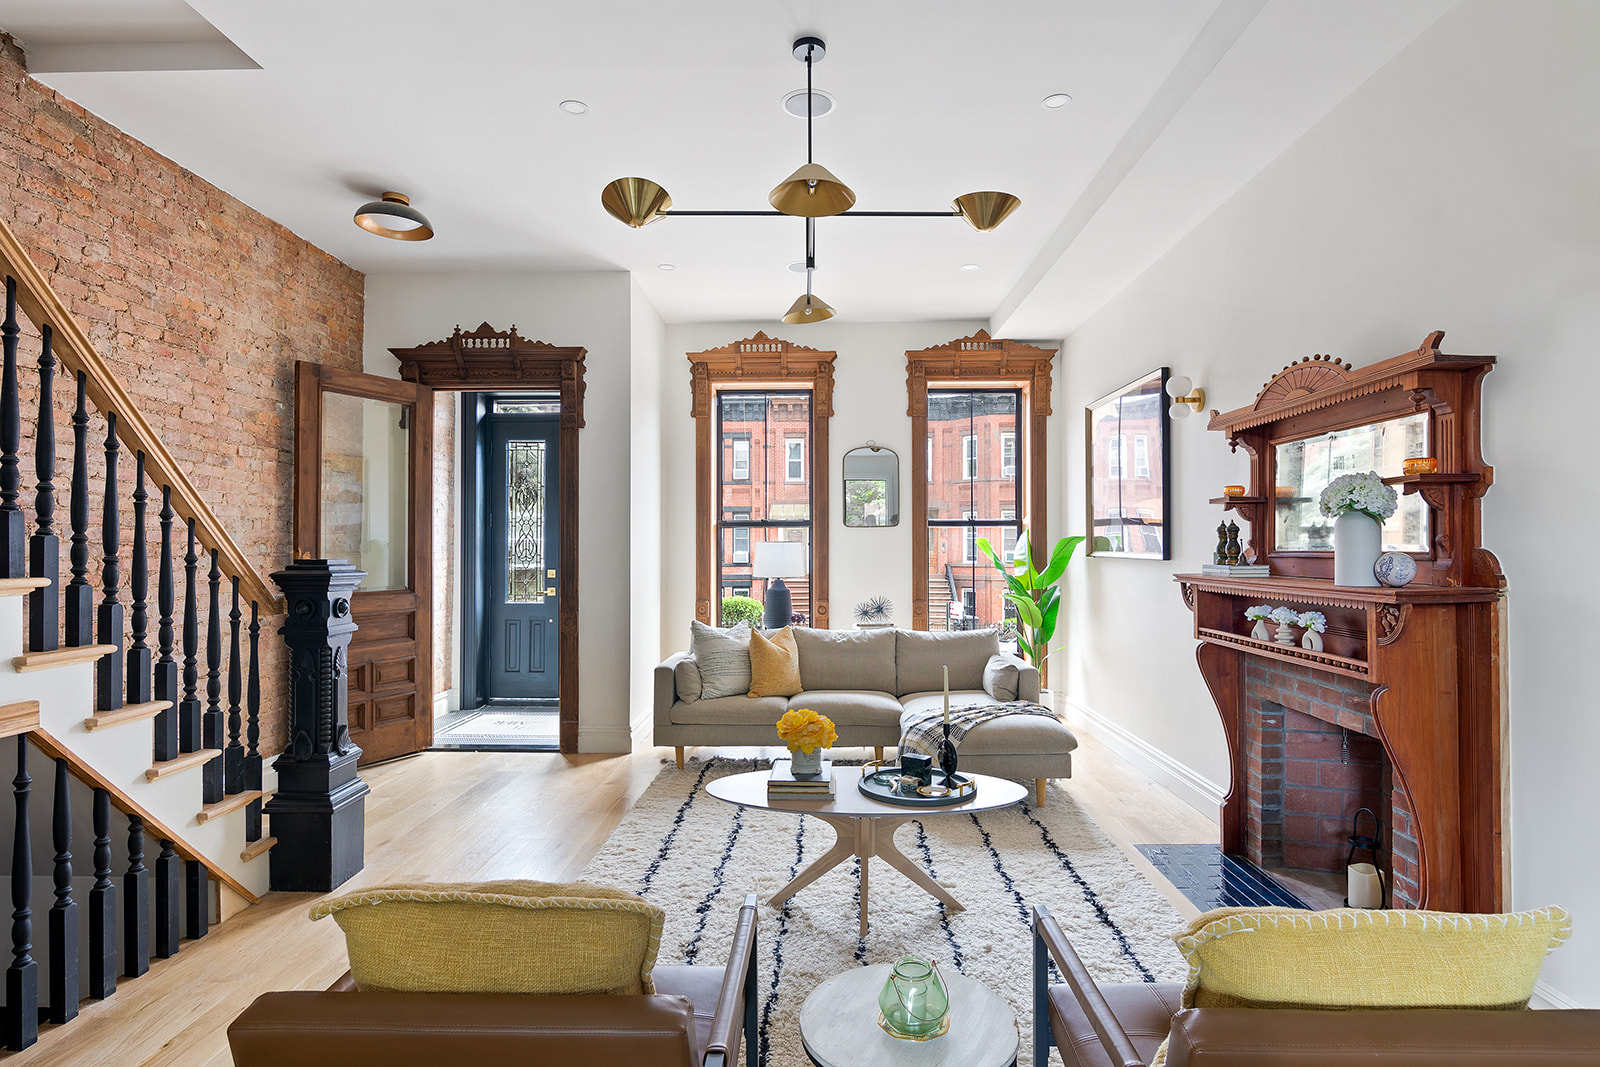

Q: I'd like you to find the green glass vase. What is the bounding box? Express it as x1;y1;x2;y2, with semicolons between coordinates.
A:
878;956;949;1039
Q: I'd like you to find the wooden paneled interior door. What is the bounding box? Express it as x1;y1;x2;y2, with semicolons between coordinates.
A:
294;362;434;765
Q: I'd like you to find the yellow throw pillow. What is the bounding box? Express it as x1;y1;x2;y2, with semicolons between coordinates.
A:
1175;905;1570;1011
748;625;802;697
310;880;664;995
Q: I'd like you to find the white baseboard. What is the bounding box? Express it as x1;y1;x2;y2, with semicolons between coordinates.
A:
578;726;633;754
1062;697;1226;819
1532;980;1585;1010
433;688;458;716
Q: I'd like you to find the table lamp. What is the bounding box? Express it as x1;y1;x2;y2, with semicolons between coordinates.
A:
752;541;807;629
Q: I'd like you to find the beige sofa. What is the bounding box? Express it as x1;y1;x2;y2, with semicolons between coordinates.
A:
654;627;1077;803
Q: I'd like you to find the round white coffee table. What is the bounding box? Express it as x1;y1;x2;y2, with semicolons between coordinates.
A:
798;963;1018;1066
705;769;1026;935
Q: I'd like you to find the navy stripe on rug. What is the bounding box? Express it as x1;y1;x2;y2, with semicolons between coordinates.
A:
1023;805;1155;981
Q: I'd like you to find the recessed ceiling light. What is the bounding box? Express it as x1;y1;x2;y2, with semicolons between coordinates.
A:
788;261;807;273
559;99;589;115
657;263;676;271
1041;93;1072;110
960;263;981;272
782;88;835;118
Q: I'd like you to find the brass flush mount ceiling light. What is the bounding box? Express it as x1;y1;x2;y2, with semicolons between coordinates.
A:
601;36;1021;322
353;192;434;241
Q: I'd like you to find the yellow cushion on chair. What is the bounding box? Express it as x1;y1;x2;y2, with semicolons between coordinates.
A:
1174;905;1570;1011
310;880;665;995
748;625;803;697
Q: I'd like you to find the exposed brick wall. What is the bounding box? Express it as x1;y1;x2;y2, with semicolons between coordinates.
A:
0;36;365;756
1243;658;1422;908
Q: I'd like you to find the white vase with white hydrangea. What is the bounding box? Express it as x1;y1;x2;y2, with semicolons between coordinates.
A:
1319;472;1398;587
1269;606;1300;646
1244;604;1273;641
1297;610;1327;652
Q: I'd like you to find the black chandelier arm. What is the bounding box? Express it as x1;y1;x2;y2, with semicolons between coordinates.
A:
657;209;959;218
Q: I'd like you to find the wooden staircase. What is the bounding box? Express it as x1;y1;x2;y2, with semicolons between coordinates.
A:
0;211;280;1050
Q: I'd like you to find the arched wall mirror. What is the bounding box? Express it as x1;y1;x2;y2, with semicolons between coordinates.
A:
843;443;899;527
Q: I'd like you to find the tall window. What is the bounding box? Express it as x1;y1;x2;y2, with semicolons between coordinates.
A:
717;391;812;624
927;390;1021;631
1107;434;1125;478
1133;434;1149;479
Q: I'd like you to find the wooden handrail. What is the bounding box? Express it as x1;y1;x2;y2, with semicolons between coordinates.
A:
0;216;280;612
28;726;260;905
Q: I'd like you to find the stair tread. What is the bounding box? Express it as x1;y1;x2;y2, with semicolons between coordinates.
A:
83;699;173;731
196;790;264;823
240;836;277;862
0;576;51;598
13;643;117;673
145;749;222;781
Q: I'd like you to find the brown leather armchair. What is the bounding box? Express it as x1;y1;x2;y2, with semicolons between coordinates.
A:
229;893;759;1067
1032;905;1600;1066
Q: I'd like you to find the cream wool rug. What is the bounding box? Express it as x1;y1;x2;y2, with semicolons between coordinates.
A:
581;758;1187;1067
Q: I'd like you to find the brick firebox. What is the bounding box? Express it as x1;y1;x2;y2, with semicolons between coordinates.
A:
1243;658;1421;908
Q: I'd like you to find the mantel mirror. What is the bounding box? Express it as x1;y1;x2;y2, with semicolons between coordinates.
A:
843;443;899;527
1273;412;1430;553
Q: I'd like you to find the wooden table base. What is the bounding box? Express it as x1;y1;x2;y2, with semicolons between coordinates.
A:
770;814;963;936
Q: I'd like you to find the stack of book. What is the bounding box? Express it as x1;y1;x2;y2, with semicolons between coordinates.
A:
767;759;836;798
1201;563;1270;577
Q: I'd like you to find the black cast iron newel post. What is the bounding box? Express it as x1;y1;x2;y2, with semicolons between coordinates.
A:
264;558;369;892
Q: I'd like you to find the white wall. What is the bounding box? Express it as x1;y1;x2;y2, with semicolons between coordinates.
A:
363;271;638;752
660;319;1008;647
1053;0;1600;1006
630;281;666;736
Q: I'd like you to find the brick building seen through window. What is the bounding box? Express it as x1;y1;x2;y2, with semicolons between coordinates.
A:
717;391;812;622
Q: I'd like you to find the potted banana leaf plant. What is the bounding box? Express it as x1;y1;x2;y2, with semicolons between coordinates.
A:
974;531;1085;674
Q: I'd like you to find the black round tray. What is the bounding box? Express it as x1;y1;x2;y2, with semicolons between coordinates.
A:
857;768;976;807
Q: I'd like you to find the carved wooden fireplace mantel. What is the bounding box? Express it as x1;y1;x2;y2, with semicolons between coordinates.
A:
1178;332;1504;912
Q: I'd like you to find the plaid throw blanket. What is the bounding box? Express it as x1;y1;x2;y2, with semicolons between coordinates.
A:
899;701;1062;756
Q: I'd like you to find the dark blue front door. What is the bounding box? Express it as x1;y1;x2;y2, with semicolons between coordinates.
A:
485;415;559;700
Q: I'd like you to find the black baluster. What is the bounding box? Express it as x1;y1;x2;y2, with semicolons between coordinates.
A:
88;787;115;999
203;548;224;803
5;737;36;1051
65;371;92;646
178;518;199;752
96;411;124;710
28;323;58;652
245;601;262;841
155;840;179;959
48;759;77;1024
123;815;148;978
183;860;208;940
128;452;151;704
153;486;178;760
0;277;23;578
226;576;243;794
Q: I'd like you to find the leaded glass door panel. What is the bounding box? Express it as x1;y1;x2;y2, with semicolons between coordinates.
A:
485;415;560;700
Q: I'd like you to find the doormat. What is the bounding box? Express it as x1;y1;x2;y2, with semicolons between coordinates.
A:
582;757;1188;1067
431;708;559;750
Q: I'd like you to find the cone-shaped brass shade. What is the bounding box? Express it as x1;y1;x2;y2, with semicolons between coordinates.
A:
953;191;1021;232
601;177;673;227
769;163;856;217
354;192;434;241
782;292;836;324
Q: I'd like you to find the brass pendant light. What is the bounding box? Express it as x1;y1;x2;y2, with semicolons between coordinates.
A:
953;191;1022;232
601;177;673;228
353;192;434;241
768;38;856;218
783;217;834;324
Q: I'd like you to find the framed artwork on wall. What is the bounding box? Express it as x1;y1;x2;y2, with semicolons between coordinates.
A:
1086;368;1171;559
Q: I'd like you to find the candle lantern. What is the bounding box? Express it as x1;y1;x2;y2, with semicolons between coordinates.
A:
1345;807;1385;908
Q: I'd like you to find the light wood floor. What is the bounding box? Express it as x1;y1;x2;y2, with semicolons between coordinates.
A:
7;729;1216;1066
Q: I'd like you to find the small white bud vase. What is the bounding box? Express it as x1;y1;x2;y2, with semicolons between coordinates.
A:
1274;621;1297;645
789;747;824;777
1333;511;1383;587
1250;620;1271;641
1301;628;1324;652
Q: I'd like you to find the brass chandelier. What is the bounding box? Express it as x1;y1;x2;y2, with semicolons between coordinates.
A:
601;36;1021;324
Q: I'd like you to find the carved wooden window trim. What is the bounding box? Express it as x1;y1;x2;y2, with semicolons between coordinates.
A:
389;322;587;753
906;330;1056;632
688;332;836;629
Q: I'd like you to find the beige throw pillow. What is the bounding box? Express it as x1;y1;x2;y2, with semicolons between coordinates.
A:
749;626;803;697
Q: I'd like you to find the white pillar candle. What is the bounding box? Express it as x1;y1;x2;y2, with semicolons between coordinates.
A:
1347;862;1384;909
943;665;950;725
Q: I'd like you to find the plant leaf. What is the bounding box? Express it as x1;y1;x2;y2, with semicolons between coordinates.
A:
1005;593;1042;628
1037;535;1086;586
1038;597;1061;646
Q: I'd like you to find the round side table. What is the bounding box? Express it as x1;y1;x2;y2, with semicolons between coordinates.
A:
798;963;1018;1067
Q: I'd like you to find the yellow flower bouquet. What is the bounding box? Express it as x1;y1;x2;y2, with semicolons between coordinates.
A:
776;708;837;755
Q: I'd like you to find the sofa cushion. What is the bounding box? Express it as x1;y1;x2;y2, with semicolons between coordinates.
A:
895;628;999;695
690;620;751;699
789;691;904;728
793;627;897;694
674;657;702;703
1175;905;1571;1011
898;693;1078;755
309;880;664;996
748;626;802;698
983;654;1020;702
669;694;790;726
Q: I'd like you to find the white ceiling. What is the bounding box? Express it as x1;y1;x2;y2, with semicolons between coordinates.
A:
0;0;1454;334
